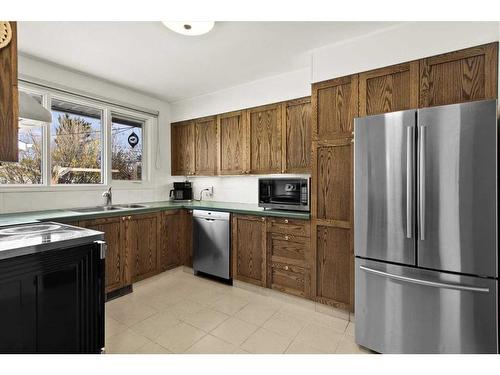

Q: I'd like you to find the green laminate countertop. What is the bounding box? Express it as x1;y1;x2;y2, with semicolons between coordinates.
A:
0;200;310;227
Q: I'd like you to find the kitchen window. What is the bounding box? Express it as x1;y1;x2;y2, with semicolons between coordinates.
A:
111;114;144;181
0;82;157;188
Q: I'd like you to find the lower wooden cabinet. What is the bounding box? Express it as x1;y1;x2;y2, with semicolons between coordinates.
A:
268;261;311;299
160;210;193;271
79;216;124;293
232;214;267;287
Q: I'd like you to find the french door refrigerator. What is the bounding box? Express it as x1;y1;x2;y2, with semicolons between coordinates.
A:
354;99;498;354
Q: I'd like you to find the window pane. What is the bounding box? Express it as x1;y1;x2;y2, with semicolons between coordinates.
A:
50;99;103;184
0;92;44;185
111;115;143;181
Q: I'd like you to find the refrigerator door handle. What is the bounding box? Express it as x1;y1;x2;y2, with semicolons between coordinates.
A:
406;126;414;239
359;265;490;293
419;125;426;240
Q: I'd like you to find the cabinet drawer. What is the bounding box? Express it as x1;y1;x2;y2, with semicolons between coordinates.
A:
268;233;310;265
267;217;310;237
268;262;311;299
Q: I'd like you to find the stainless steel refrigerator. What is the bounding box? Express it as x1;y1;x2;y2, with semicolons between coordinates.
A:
354;99;498;354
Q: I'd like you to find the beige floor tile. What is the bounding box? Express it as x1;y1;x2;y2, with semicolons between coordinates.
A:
182;308;229;332
107;301;157;327
241;328;292;354
233;347;251;354
335;336;371;354
278;304;315;323
345;322;355;337
185;334;236;354
154;322;206;353
134;340;172;354
167;299;206;317
210;317;259;346
262;311;306;338
130;311;181;340
186;288;227;306
106;329;150;354
294;322;344;353
285;340;327;354
310;312;349;334
315;303;350;321
209;294;250;315
235;302;280;326
105;316;128;339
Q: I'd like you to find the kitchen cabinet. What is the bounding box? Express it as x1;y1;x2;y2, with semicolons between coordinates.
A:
79;216;124;293
359;61;419;116
160;210;193;270
232;214;267;286
194;116;217;175
171;120;195;176
0;243;104;353
312;74;358;141
282;97;311;173
246;103;282;174
125;213;160;283
0;21;18;162
217;110;247;175
419;42;498;108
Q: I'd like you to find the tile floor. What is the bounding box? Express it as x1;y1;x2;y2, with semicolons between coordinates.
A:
105;268;371;354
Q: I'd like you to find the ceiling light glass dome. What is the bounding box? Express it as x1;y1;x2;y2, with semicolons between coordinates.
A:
162;22;215;36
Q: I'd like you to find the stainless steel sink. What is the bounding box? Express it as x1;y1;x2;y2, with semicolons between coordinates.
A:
71;206;124;213
112;204;148;209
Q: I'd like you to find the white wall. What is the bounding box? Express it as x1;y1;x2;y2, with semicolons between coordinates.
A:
0;55;172;214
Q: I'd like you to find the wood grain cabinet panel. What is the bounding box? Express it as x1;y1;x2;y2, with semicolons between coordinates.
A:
0;21;18;162
312;75;358;141
315;225;352;309
171;120;195;176
217;110;247;175
359;61;419;116
160;210;183;271
79;217;124;293
247;104;282;174
194;116;217;175
282;97;311;173
126;213;159;283
232;214;267;286
268;262;311;299
419;42;498;107
315;140;353;224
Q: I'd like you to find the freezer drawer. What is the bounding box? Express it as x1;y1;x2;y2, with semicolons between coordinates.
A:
355;258;498;353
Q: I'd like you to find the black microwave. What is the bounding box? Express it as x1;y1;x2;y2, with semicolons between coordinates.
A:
258;178;310;212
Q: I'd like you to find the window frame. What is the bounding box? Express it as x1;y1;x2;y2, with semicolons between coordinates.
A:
0;82;155;191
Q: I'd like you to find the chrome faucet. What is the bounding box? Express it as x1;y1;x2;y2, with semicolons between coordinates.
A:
102;187;112;206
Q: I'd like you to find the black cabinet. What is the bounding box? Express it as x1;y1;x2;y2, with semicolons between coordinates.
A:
0;243;105;354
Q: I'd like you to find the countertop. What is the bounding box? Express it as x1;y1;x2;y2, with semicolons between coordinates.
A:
0;200;310;227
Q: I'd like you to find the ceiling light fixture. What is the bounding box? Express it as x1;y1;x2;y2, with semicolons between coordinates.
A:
162;21;215;36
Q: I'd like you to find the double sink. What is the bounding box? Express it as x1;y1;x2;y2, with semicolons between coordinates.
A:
71;204;148;213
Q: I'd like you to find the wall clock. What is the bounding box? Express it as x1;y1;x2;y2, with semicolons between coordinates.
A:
0;21;12;50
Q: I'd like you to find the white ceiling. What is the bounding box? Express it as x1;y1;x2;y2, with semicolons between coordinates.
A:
18;22;398;102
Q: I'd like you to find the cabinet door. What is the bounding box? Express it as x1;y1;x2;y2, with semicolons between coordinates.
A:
247;104;282;174
161;211;183;270
0;21;18;162
171;120;195;176
359;61;419;116
217;110;247;175
194;116;217;175
312;75;358;141
419;42;498;107
282;97;311;173
79;217;124;293
126;213;159;283
315;225;352;310
232;215;267;286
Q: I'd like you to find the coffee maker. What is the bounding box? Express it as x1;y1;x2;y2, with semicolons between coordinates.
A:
169;181;193;201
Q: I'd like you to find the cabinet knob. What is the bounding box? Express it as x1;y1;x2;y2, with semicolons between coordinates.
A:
284;265;289;271
128;216;132;220
261;217;265;222
284;235;289;240
122;217;126;221
284;219;289;224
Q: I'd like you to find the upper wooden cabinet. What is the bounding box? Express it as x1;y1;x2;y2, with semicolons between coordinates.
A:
359;61;419;116
217;110;247;175
247;103;282;174
232;214;267;287
0;21;18;162
194;116;217;175
419;42;498;107
312;75;358;141
282;97;311;173
171;120;195;176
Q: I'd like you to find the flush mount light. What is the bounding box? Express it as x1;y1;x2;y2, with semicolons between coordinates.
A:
162;21;215;36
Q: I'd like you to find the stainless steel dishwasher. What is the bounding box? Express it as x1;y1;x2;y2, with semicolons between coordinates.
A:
192;210;231;280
